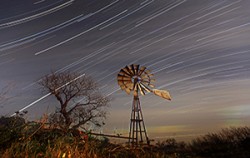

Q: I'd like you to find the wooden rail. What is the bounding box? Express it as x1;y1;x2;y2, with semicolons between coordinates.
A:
89;132;134;140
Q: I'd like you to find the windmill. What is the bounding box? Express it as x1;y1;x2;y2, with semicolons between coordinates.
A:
117;64;171;146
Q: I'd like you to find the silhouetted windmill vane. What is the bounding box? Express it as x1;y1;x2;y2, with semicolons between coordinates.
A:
117;64;171;147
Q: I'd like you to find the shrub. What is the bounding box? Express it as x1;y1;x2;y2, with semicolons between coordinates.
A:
0;116;25;150
189;127;250;158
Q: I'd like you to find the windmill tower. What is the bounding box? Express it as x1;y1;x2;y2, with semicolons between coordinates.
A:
117;64;171;146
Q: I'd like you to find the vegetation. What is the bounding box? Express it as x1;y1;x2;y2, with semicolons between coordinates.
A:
38;71;109;132
1;115;250;158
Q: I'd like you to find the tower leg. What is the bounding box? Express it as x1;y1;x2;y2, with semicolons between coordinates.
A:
128;95;149;147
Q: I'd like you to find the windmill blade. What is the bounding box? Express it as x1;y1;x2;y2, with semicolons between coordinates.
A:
117;74;131;81
150;79;156;82
126;65;134;76
138;66;146;76
117;79;131;83
141;78;155;84
147;73;154;77
140;79;153;88
143;69;154;77
118;70;131;77
130;64;136;75
138;84;146;95
126;82;134;90
133;64;140;75
117;74;131;79
118;80;124;86
152;89;171;100
139;82;151;93
140;74;148;79
118;80;133;91
140;75;150;83
149;84;155;88
123;66;133;76
141;73;153;81
120;84;126;90
145;69;151;74
125;88;131;95
118;80;132;86
120;83;130;90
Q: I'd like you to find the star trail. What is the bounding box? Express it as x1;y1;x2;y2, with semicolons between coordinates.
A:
0;0;250;140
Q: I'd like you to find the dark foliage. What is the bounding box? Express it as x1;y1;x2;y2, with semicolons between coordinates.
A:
189;127;250;158
1;115;250;158
0;116;25;150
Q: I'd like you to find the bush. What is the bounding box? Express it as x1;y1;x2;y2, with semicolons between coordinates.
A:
1;115;250;158
0;116;26;150
189;127;250;158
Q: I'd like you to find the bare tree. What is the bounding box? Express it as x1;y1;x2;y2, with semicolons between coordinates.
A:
39;72;109;132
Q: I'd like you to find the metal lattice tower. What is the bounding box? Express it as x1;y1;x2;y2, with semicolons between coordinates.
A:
117;64;171;147
129;94;149;145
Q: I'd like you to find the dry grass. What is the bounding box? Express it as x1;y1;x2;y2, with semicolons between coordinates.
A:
1;115;250;158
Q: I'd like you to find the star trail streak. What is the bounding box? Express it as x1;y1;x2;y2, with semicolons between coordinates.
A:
0;0;250;140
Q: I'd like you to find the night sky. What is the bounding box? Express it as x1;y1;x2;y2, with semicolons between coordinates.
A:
1;0;250;141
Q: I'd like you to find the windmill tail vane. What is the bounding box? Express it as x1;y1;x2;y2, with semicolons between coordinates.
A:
152;89;171;100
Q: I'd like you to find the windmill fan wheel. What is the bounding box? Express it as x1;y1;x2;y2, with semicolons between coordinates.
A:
117;64;155;96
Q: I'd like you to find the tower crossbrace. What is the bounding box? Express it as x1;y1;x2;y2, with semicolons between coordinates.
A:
129;95;149;146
